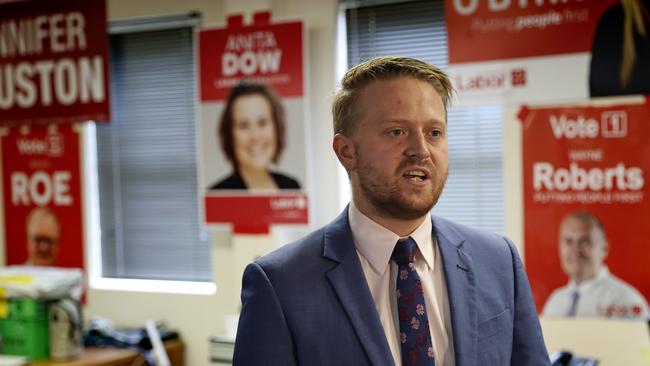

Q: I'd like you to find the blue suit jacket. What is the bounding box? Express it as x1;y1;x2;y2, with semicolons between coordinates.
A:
233;209;550;365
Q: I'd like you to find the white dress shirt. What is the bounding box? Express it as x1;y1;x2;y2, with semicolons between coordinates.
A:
543;266;650;319
349;202;455;366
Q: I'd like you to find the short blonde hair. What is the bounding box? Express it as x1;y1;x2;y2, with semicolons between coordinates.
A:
332;56;454;136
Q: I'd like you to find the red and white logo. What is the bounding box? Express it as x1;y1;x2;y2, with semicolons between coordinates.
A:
548;111;628;139
511;68;526;87
601;111;627;138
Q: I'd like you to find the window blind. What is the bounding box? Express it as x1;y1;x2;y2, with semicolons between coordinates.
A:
95;25;211;281
345;0;505;233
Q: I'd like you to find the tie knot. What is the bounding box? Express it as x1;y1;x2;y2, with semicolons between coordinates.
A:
392;237;417;266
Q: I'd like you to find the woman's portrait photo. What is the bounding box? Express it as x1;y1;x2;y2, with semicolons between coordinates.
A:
207;81;302;191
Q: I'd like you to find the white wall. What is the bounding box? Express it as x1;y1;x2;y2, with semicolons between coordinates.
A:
503;106;524;255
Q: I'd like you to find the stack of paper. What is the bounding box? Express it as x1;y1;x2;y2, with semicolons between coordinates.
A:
0;266;83;300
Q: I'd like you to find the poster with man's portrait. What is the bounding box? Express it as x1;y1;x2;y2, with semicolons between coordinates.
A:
520;97;650;319
197;18;309;233
1;124;85;269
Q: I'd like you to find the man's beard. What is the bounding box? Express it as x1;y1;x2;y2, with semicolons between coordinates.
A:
355;156;448;221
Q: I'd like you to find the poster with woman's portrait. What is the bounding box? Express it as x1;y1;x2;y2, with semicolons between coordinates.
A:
197;17;309;233
445;0;650;105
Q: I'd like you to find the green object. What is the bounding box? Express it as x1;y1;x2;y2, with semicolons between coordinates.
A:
0;298;50;360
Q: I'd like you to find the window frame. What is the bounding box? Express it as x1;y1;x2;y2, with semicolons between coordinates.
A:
83;12;216;294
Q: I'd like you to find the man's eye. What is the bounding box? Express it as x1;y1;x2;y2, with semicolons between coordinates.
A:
430;130;442;137
387;129;403;136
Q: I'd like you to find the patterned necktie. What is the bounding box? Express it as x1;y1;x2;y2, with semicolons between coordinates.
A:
567;290;580;317
392;237;435;366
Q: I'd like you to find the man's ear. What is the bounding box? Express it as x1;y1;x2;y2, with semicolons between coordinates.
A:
332;133;356;171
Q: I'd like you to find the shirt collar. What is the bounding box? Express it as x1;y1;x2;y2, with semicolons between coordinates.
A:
569;266;609;292
348;202;434;275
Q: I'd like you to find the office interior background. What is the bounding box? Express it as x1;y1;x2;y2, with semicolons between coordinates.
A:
1;0;649;365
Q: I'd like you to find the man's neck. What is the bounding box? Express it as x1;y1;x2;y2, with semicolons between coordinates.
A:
572;267;604;286
352;199;428;237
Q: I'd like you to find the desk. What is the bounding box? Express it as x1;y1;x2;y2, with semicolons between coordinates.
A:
30;340;184;366
541;318;650;366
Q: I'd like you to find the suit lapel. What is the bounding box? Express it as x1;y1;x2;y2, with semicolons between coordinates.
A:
323;209;394;366
433;216;477;366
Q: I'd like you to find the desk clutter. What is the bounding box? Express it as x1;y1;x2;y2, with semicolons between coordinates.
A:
0;297;82;361
0;266;179;364
0;267;83;361
84;317;179;356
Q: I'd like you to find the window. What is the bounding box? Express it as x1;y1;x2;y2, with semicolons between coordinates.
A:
343;0;505;233
92;14;211;283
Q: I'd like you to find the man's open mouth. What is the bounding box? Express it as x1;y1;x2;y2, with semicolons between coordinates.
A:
403;170;429;182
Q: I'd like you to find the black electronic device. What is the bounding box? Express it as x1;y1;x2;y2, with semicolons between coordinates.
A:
550;350;600;366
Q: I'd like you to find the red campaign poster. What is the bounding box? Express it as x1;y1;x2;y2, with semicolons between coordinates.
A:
0;0;110;125
198;16;308;233
444;0;650;105
445;0;615;63
1;124;84;269
521;98;650;319
199;17;303;100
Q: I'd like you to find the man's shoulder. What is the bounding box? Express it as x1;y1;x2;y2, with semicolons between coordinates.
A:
432;215;522;280
432;214;512;251
600;271;647;299
251;210;351;285
541;285;571;316
257;228;326;268
546;284;571;300
594;271;650;317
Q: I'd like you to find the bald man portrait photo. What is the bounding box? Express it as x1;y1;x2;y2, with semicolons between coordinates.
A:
25;206;61;267
543;211;649;319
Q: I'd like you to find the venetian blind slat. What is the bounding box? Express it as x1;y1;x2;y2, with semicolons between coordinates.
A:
96;27;211;281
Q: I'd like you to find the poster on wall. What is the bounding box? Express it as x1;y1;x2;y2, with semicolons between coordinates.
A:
0;0;110;125
445;0;650;105
198;15;309;233
1;124;84;269
520;97;650;319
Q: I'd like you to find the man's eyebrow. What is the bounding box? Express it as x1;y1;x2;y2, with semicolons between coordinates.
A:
378;118;446;125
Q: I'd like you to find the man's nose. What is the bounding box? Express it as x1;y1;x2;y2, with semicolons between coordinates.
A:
405;131;429;159
36;242;51;251
566;241;579;253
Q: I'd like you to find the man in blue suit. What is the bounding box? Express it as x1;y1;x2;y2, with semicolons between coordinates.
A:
233;56;550;365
